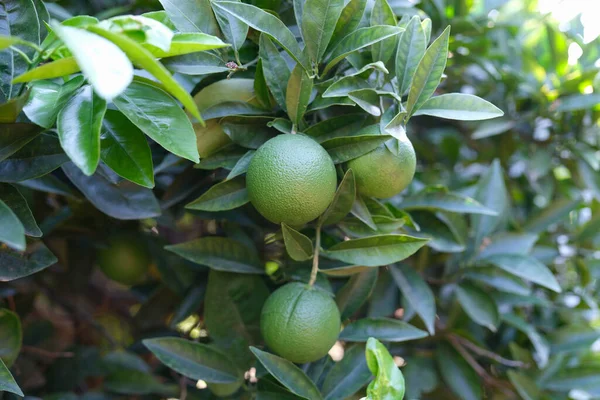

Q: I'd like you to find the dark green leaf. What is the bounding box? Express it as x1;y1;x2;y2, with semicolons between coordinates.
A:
304;114;367;143
400;186;497;215
365;338;405;400
105;369;176;396
351;195;376;230
301;0;345;63
0;184;41;237
0;241;57;282
322;76;370;98
336;269;377;320
524;197;581;234
389;264;435;334
340;317;427;342
286;64;313;126
503;314;550;367
465;268;530;296
370;0;397;65
321;134;392;164
214;1;248;53
0;89;29;123
482;253;561;292
221;121;276;149
281;223;313;261
113;81;199;163
325;234;428;267
254;59;272;109
259;34;291;111
227;150;254;180
404;357;438;399
144;337;239;382
507;371;540;400
186;177;249;211
0;358;23;397
455;283;499;331
250;347;323;400
158;0;220;36
328;0;367;50
0;309;21;367
406;26;450;116
321;169;356;226
321;344;371;400
0;123;43;162
396;16;426;96
476;233;538;259
202;101;270;120
165;237;263;274
436;343;481;400
62;162;161;220
0;199;25;251
413;93;504;120
163;52;229;75
471;159;508;248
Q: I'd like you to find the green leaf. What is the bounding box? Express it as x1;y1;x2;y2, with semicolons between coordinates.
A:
370;0;397;65
471;159;508;248
165;237;263;274
413;93;504;120
281;223;313;261
144;337;239;382
50;23;133;101
0;241;57;282
0;133;69;182
202;101;270;120
57;85;107;176
0;358;23;397
340;317;428;342
100;110;154;188
321;344;372;400
365;338;405;400
400;186;497;215
551;325;600;353
408;211;465;253
403;357;438;399
104;369;176;396
321;169;356;226
0;200;25;251
503;313;550;367
323;26;402;75
325;234;429;267
62;162;161;220
0;309;21;367
113;81;199;163
321;134;392;164
336;269;377;320
0;34;34;50
396;16;426;96
507;371;540;400
351;194;377;230
286;64;313;126
482;253;561;293
22;76;85;129
254;59;272;109
259;34;291;111
406;26;450;117
322;76;370;98
147;33;229;58
158;0;220;36
328;0;367;50
389;264;435;334
250;347;323;400
0;184;41;237
455;283;499;331
436;343;481;400
163;52;230;75
0;123;43;162
186;177;249;211
524;197;581;234
471;119;515;140
213;1;310;72
421;18;432;43
214;0;248;54
555;93;600;112
465;268;530;296
301;0;345;64
12;57;81;84
0;89;29;123
227;150;255;180
18;175;75;199
476;233;538;259
221;120;276;149
305;114;367;143
85;25;203;122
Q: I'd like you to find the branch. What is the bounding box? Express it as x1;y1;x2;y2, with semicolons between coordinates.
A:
450;334;528;368
308;226;321;286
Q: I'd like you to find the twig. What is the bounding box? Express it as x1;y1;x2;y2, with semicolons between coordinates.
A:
450;334;528;368
308;226;322;286
179;376;188;400
21;346;74;359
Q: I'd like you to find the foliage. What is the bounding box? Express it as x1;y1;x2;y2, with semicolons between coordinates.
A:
0;0;599;399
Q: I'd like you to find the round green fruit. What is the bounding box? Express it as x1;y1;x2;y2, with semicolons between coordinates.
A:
207;379;243;397
247;134;337;226
347;138;416;198
260;282;341;364
97;235;150;285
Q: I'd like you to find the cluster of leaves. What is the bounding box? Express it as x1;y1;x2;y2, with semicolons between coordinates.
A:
0;0;599;399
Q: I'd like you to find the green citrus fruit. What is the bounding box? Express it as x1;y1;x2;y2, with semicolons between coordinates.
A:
208;378;243;397
247;134;337;226
260;282;341;363
97;235;150;285
95;313;133;350
192;79;256;158
347;138;416;198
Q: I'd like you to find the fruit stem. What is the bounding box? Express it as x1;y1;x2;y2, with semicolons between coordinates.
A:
308;225;321;286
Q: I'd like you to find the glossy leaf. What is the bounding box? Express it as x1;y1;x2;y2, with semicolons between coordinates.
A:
323;26;402;75
213;1;248;53
158;0;220;36
0;200;25;250
286;64;313;126
321;169;356;226
406;26;450;116
365;338;405;400
144;337;239;382
0;241;57;282
322;76;370;98
250;347;323;400
186;177;249;211
483;253;561;292
0;123;43;162
163;51;229;75
305;114;368;143
86;25;203;122
62;162;161;220
301;0;345;63
22;76;85;129
389;264;435;334
321;344;372;400
0;309;21;367
336;268;377;320
436;343;481;400
259;34;291;111
148;33;229;58
507;371;540;400
351;195;377;230
503;313;550;367
321;134;392;164
414;93;504;120
50;23;133;101
113;81;199;163
226;150;255;180
325;234;429;267
476;233;538;259
340;317;428;342
100;109;154;188
12;57;80;84
165;237;263;274
0;358;23;397
465;268;530;296
370;0;397;65
282;223;313;261
456;283;499;331
328;0;367;50
396;16;426;96
400;186;497;215
57;85;107;175
0;184;41;237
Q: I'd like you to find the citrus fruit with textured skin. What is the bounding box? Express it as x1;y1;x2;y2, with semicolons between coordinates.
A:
347;138;416;198
192;79;256;157
98;235;150;285
247;134;337;226
260;282;341;364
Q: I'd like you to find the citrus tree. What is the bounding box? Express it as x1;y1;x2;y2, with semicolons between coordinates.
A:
1;0;599;399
